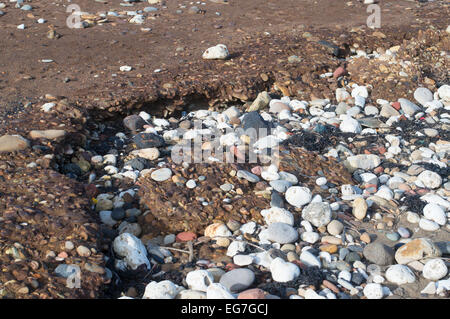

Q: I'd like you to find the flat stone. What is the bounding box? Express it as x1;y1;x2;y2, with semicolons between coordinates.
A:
0;135;30;153
345;154;381;170
237;288;267;299
29;129;66;140
236;170;260;183
151;168;172;182
219;268;255;293
133;132;165;148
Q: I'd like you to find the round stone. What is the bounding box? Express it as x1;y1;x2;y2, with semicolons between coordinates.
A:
76;246;91;257
327;220;344;235
219;268;255;293
386;232;400;242
385;264;416;285
260;207;294;225
285;186;312;207
363;283;384;299
151;168;172;182
301;202;332;227
363;243;395;266
316;177;327;186
270;257;300;282
417;170;442;189
422;259;448;281
263;222;298;244
423;203;446;226
414;87;433;106
111;208;126;221
186;179;197;189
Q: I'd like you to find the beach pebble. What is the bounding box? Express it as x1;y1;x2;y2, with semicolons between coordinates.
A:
151;168;172;181
270;257;300;282
237;170;260;183
423;203;446;226
202;44;229;60
186;270;214;292
113;233;150;270
398;98;421;116
422;259;448;281
345;154;381;170
219;269;255;293
363;242;395;266
233;254;254;266
300;250;321;268
206;283;235;299
226;240;246;257
385;265;416;285
419;218;440;231
327;220;344;235
285;186;312;207
260;207;294;225
143;280;182;299
363;283;384;299
340;116;362;133
301;231;320;244
417;170;442;189
352;197;368;220
437;84;450;101
395;238;442;264
0;135;30;153
262;222;299;244
301;202;332;227
414;87;434;106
